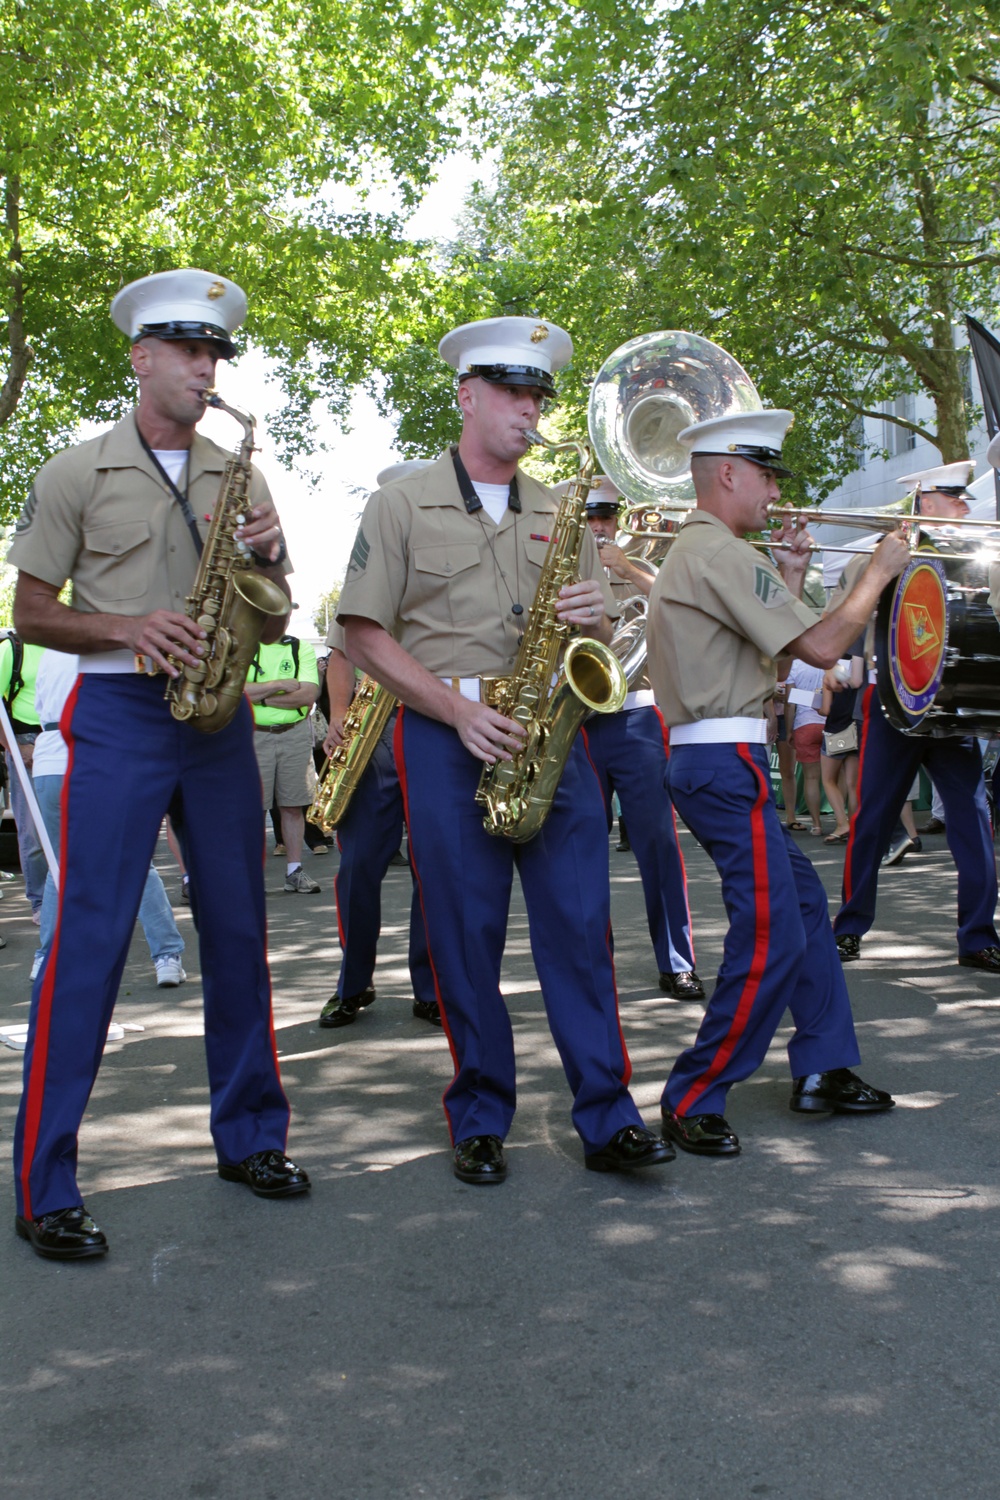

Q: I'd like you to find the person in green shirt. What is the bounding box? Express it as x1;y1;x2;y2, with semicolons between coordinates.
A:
0;634;48;918
246;620;321;892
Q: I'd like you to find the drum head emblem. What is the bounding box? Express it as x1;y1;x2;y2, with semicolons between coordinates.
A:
887;559;948;720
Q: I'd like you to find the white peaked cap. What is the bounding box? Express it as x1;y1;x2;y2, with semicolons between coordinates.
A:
988;434;1000;471
111;269;247;358
897;460;975;492
679;408;795;476
438;316;573;390
376;459;434;486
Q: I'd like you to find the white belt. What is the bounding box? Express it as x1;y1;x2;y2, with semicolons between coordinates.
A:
670;717;769;745
78;649;144;674
621;689;655;712
440;676;490;703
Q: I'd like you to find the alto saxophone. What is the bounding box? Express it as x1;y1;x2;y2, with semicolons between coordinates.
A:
165;392;289;734
475;428;627;842
307;675;398;834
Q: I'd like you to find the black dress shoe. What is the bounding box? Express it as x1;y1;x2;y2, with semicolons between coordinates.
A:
585;1124;675;1172
836;933;861;961
412;998;443;1026
453;1135;507;1184
959;946;1000;973
790;1069;895;1114
659;969;706;1000
919;816;946;835
661;1109;741;1156
218;1150;311;1197
15;1206;108;1260
318;985;376;1028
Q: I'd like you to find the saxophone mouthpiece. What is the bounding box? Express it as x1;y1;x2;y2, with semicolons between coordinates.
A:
522;428;542;444
201;388;222;408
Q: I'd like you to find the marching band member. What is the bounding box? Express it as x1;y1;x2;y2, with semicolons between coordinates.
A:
579;476;702;999
317;560;438;1030
646;407;907;1157
9;270;310;1261
338;316;672;1184
833;461;1000;971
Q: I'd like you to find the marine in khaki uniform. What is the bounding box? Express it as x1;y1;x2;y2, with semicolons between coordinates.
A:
578;476;702;998
316;584;436;1031
339;316;673;1184
831;461;1000;971
645;407;909;1157
8;269;310;1262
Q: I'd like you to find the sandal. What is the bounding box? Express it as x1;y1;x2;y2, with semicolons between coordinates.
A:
824;830;849;844
785;820;806;831
808;825;823;836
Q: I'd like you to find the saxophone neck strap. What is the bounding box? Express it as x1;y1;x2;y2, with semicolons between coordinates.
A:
450;446;521;514
135;415;204;559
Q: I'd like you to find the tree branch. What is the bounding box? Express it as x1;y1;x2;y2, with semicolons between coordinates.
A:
968;72;1000;101
0;174;33;427
830;393;936;447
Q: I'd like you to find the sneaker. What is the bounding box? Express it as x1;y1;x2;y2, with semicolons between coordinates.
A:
155;955;187;987
181;876;191;906
273;843;286;857
310;843;329;856
284;866;321;894
882;833;914;866
836;933;861;961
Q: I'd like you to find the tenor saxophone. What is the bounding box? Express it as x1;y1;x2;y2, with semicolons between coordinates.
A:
307;675;398;834
165;392;289;734
475;428;627;842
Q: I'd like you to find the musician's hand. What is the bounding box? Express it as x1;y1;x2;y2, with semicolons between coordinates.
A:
122;610;207;675
871;528;911;581
452;698;527;764
323;715;346;754
596;542;631;578
555;579;606;628
770;518;811;571
238;497;286;563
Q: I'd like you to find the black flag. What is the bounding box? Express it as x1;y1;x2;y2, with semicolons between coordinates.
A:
966;314;1000;518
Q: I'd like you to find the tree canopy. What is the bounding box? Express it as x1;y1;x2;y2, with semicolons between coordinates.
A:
0;0;506;516
381;0;1000;497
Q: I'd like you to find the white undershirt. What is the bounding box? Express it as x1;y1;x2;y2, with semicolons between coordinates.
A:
152;449;189;486
472;481;510;526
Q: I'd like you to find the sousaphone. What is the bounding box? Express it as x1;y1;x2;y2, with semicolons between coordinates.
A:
586;331;764;685
588;330;764;508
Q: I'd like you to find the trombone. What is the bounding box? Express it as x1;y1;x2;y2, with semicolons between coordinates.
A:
618;501;1000;557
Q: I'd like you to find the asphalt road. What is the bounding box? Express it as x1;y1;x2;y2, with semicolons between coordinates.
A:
2;818;999;1499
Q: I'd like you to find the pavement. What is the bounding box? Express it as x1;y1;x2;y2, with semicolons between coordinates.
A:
2;818;1000;1499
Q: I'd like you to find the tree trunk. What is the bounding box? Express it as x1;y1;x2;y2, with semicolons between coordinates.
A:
1;173;34;428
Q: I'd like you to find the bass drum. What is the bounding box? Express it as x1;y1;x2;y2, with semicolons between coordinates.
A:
875;545;1000;737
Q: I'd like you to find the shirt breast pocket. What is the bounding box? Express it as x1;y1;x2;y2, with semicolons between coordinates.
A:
82;520;154;603
412;543;482;622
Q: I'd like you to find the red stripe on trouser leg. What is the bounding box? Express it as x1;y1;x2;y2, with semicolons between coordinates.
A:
392;708;460;1138
653;706;694;966
842;683;874;906
675;743;771;1118
19;675;83;1221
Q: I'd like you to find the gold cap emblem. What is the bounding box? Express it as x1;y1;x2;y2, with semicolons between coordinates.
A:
530;324;550;343
207;280;226;301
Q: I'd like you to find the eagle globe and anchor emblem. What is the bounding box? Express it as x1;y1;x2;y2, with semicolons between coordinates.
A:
885;556;949;725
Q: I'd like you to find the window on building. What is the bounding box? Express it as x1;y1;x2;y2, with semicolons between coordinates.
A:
883;394;917;456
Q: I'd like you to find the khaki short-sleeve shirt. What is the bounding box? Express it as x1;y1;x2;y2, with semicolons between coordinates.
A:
336;450;618;677
325;620;346;653
646;510;818;724
7;413;279;616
